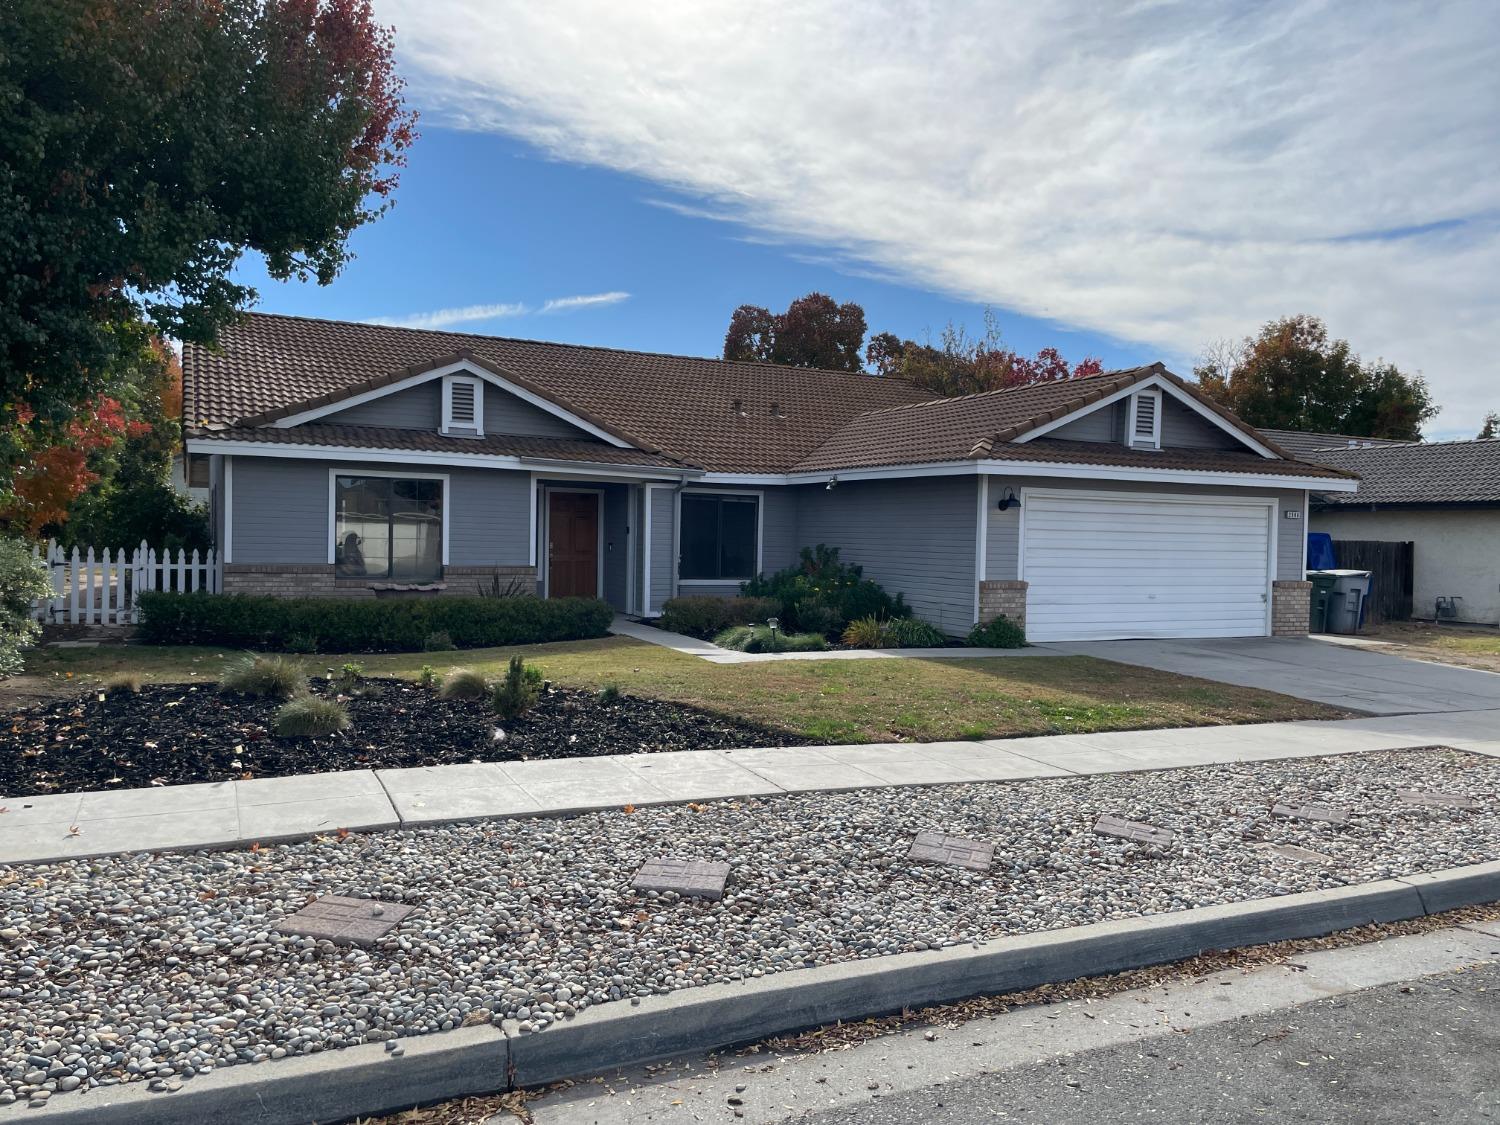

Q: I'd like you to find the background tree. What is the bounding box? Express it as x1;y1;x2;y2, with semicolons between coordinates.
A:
1478;412;1498;440
866;309;1103;396
0;0;416;496
1195;315;1436;440
723;293;868;372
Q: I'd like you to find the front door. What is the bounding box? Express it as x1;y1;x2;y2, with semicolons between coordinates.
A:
548;491;599;598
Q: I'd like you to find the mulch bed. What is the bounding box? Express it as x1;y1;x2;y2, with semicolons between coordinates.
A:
0;678;808;797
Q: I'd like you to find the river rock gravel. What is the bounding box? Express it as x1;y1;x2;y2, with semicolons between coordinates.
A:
1;746;1497;1105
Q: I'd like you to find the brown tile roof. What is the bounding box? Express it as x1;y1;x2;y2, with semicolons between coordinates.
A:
1257;428;1413;458
185;313;932;473
982;438;1352;478
1310;439;1500;506
202;425;689;468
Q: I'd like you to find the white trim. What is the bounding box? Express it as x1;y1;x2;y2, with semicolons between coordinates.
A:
186;439;690;482
327;468;450;571
527;472;538;568
677;487;765;584
1017;486;1277;639
625;485;638;615
974;475;989;623
440;374;484;436
540;486;605;600
1301;490;1310;580
271;358;633;448
1015;373;1280;459
223;456;234;563
693;461;1358;491
642;485;654;613
1126;387;1162;449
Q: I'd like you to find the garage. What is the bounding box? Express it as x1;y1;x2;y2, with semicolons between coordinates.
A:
1021;489;1275;642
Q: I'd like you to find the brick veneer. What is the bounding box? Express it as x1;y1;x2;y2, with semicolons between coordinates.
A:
978;580;1027;631
223;564;537;599
1272;579;1312;636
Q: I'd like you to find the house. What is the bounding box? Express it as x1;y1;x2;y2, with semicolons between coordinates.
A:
181;313;1357;642
1256;429;1412;458
1304;438;1500;626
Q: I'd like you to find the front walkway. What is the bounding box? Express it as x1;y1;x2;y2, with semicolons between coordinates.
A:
608;618;1057;663
4;707;1496;865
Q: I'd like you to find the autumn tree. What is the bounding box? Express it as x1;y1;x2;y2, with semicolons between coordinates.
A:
0;0;416;493
1195;316;1436;440
867;309;1103;396
1478;412;1499;440
723;293;868;372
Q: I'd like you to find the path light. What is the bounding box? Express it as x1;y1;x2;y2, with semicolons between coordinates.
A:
767;617;779;643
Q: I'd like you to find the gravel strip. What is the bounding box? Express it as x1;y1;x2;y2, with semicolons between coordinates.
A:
2;746;1497;1107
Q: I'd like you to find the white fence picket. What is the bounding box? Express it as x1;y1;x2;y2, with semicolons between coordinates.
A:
29;539;222;626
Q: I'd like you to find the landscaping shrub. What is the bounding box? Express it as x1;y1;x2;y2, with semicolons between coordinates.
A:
658;595;780;639
332;662;363;694
713;624;827;653
439;667;490;702
423;630;456;651
491;655;543;719
219;654;305;699
417;664;440;689
136;593;614;653
841;616;889;648
742;545;908;637
967;615;1026;648
884;616;948;648
0;537;50;677
272;696;350;738
103;671;143;694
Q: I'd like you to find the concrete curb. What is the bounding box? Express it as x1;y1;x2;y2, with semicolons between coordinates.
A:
5;862;1496;1124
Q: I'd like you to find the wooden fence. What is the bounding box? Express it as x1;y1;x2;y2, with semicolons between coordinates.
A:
30;540;221;626
1331;539;1413;624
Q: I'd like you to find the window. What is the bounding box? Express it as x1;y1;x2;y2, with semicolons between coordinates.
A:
679;493;759;580
334;475;443;582
442;375;484;435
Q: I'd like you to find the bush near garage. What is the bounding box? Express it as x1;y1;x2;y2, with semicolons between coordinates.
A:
741;545;908;637
136;592;614;653
658;595;781;639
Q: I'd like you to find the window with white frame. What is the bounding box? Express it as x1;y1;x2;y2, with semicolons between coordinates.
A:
334;476;443;581
442;375;484;435
679;493;758;580
1128;389;1161;449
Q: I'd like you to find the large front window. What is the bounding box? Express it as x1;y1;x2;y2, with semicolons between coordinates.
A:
334;475;443;582
679;493;758;580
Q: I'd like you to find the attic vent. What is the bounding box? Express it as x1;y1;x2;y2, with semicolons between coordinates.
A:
770;402;785;419
731;398;746;417
442;375;484;435
1129;389;1161;448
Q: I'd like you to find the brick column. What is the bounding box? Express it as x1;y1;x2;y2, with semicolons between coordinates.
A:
978;580;1027;631
1272;579;1312;636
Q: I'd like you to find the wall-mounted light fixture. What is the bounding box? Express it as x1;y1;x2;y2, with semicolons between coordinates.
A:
825;476;839;491
995;487;1020;511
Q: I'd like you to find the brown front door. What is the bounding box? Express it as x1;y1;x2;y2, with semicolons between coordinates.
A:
547;491;599;598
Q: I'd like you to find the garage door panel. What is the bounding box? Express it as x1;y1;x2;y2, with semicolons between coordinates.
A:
1022;492;1272;642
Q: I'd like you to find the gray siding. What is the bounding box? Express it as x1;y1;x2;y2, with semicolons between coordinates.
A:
1160;396;1242;450
228;455;531;567
484;382;594;439
646;485;676;613
333;383;441;428
985;476;1306;582
1048;402;1121;443
794;476;979;634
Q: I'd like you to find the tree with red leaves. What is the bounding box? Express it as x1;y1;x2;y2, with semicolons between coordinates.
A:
0;0;417;445
865;309;1103;395
724;293;868;372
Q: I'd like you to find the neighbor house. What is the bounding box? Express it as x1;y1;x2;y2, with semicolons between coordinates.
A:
1303;438;1500;626
181;314;1357;642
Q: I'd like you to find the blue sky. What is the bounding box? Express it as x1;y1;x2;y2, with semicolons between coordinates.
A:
236;127;1144;372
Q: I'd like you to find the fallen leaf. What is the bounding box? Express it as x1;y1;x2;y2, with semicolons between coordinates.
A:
622;804;636;815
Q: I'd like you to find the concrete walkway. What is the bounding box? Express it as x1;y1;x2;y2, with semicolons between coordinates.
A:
607;618;1054;663
4;708;1497;866
1051;636;1500;715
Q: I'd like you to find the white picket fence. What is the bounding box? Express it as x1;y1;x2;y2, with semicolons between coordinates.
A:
31;540;222;626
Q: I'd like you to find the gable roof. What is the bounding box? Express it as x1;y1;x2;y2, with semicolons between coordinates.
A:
1310;439;1500;507
1257;428;1414;459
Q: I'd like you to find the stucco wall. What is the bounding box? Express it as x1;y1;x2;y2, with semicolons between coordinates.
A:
1312;507;1500;625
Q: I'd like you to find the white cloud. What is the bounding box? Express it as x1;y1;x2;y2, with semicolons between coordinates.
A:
378;0;1500;435
367;292;630;329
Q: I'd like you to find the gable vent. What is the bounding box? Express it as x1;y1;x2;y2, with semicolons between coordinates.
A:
1133;393;1156;438
442;374;483;435
449;381;476;425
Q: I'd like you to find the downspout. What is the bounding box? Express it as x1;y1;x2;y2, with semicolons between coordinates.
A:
668;482;686;605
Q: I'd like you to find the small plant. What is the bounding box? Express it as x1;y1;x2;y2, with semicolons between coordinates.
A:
220;654;305;699
713;625;827;653
423;630;457;652
841;615;890;648
967;615;1026;649
439;667;490;702
272;696;350;738
491;655;543;719
885;617;948;648
332;662;364;694
285;634;318;654
475;573;534;598
102;671;143;695
597;682;621;703
417;664;440;689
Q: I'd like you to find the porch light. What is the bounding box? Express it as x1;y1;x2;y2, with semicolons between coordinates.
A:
996;487;1020;511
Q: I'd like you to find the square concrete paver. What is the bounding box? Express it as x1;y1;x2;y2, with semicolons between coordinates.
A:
1397;789;1483;810
632;857;731;900
277;895;415;946
1094;814;1175;846
908;830;994;871
1271;801;1349;824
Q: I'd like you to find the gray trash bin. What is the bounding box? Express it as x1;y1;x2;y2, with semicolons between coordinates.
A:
1315;569;1371;634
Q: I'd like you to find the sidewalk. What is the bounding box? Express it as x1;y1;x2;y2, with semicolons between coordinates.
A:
4;708;1497;865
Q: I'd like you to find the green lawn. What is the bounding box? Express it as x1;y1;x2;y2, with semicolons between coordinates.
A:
13;636;1343;743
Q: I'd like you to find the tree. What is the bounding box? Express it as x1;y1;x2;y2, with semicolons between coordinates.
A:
1195;315;1436;440
0;0;416;436
867;309;1103;396
723;293;868;372
1479;412;1499;440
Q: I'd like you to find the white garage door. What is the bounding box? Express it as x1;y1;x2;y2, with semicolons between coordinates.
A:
1022;491;1273;642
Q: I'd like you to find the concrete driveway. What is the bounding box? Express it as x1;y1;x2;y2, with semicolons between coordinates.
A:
1046;636;1500;715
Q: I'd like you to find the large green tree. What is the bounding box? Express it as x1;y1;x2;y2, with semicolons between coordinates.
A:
1195;316;1436;440
0;0;416;432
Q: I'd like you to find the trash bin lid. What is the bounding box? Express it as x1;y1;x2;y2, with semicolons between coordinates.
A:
1308;569;1371;578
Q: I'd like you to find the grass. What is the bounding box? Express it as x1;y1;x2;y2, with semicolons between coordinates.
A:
1360;622;1500;673
13;636;1343;743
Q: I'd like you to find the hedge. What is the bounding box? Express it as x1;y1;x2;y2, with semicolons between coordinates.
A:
136;592;615;653
657;594;781;639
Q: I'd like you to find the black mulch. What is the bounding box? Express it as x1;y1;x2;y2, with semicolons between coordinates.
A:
0;679;809;798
